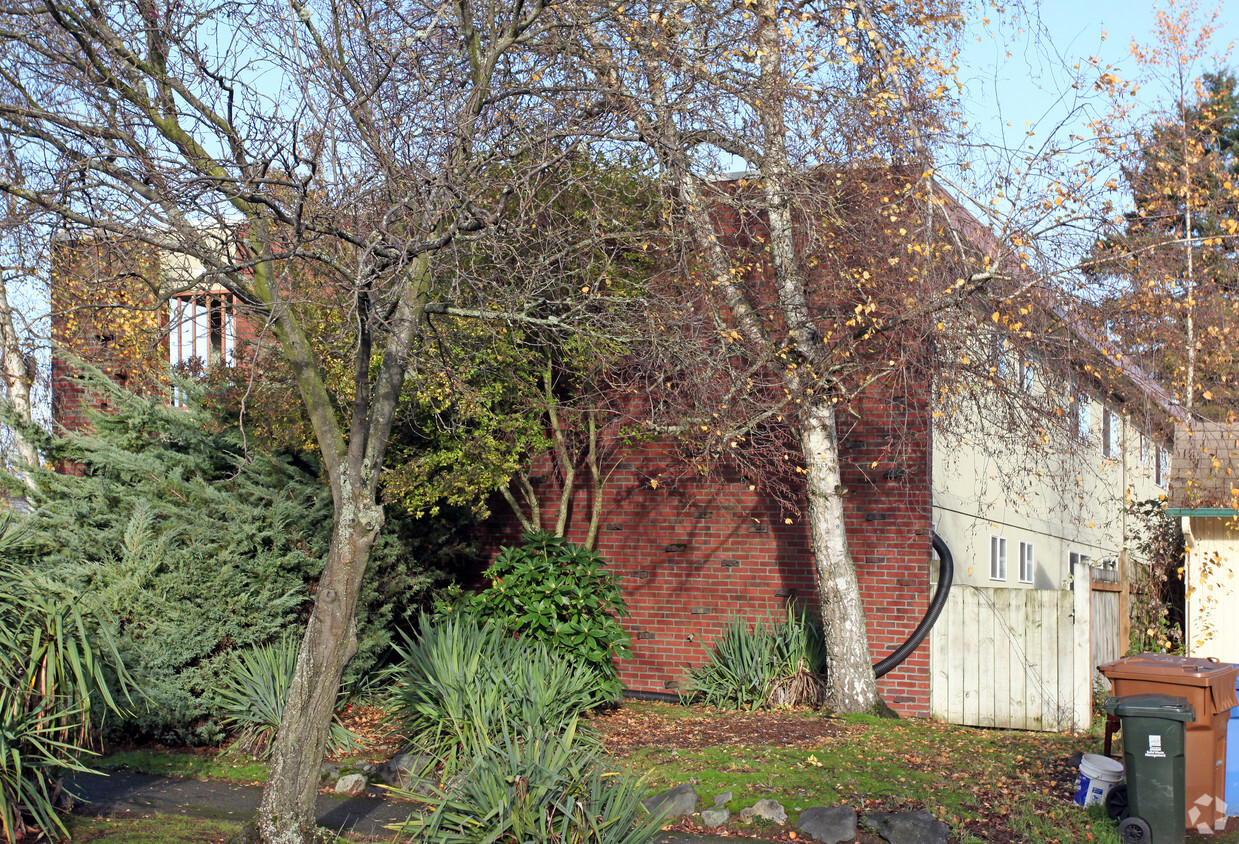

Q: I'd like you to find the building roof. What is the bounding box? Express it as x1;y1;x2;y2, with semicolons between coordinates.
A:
1169;421;1239;514
924;186;1186;426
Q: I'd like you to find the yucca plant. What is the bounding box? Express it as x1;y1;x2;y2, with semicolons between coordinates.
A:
689;607;827;710
213;635;360;758
392;715;664;844
0;558;130;843
388;612;598;770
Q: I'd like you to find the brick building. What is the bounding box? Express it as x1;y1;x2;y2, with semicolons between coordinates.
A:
50;189;1169;727
481;387;936;713
51;236;257;433
50;228;940;714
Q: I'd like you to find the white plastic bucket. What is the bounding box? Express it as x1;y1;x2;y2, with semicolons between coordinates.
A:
1073;753;1124;807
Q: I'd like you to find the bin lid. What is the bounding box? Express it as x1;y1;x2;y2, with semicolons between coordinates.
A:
1105;694;1196;721
1097;653;1239;714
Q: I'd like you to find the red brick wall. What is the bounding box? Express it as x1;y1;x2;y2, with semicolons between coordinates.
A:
50;238;165;434
483;388;935;716
50;239;264;435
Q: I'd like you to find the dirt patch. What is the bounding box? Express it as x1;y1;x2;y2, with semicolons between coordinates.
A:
593;705;845;753
331;703;404;759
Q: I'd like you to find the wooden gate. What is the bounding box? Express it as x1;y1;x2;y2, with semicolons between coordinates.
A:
1090;572;1124;683
929;584;1091;731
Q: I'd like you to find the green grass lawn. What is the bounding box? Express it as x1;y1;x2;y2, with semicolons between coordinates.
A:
606;707;1104;843
84;703;1239;843
98;748;269;783
63;815;244;843
602;703;1239;844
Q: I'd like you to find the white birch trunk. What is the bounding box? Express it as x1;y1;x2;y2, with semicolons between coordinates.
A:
0;277;38;480
801;399;879;712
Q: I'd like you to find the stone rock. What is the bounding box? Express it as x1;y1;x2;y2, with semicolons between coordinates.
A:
700;808;730;828
862;810;949;844
712;791;733;808
641;784;698;820
377;753;434;792
797;806;857;843
739;798;787;825
319;762;343;784
334;773;368;797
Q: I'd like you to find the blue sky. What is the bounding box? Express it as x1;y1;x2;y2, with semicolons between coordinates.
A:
941;1;1237;269
958;0;1236;141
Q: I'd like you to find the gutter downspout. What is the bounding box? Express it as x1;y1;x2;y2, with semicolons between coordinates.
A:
1181;515;1195;655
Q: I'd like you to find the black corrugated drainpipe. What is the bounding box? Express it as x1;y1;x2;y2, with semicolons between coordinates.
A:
622;531;954;701
873;531;954;678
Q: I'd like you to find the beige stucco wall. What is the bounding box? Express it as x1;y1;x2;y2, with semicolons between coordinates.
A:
1183;515;1239;662
933;389;1166;591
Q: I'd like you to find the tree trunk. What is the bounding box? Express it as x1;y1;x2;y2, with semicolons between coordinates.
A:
800;399;878;713
256;491;383;843
0;277;37;480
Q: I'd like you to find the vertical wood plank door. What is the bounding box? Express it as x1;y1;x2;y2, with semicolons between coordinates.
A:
929;585;1090;731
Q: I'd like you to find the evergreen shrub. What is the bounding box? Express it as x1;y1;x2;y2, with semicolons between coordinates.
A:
389;614;661;844
462;530;631;702
393;717;663;844
0;552;129;843
213;635;360;758
13;381;447;743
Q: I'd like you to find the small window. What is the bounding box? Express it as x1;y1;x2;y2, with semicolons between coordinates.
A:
992;335;1009;379
1019;355;1034;393
990;535;1008;581
1075;394;1091;443
1019;541;1034;584
1155;446;1170;488
1140;431;1150;466
1068;550;1090;590
1102;410;1121;459
169;292;237;407
1095;557;1119;583
170;293;236;369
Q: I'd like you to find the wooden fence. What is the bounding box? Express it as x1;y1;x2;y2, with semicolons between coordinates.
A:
1090;578;1124;683
929;581;1092;731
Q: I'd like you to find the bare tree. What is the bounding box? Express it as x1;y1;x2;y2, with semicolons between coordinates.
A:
546;0;992;712
0;200;48;482
0;0;598;838
541;0;1154;711
1085;1;1239;415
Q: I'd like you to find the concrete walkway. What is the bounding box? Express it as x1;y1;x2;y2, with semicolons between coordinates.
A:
68;771;778;844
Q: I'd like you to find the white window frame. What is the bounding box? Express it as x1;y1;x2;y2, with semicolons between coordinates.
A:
1068;550;1090;591
1155;446;1170;488
168;292;236;407
1102;409;1121;459
169;297;186;407
992;335;1009;379
1019;356;1034;393
990;535;1008;582
1018;541;1034;584
1075;393;1091;443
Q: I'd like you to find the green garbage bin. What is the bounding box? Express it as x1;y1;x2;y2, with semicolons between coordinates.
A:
1106;694;1195;844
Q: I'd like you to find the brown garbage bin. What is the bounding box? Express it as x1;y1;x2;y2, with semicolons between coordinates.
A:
1098;654;1238;833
